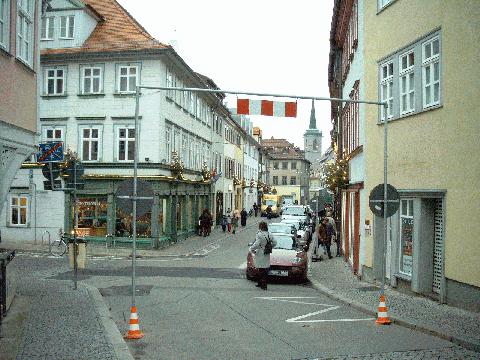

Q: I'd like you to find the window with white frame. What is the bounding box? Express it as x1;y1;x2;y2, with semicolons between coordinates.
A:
182;134;188;167
399;50;415;115
41;16;54;40
189;92;195;114
378;0;393;10
81;66;102;94
60;15;74;38
189;139;194;169
81;127;100;161
378;31;441;121
118;65;138;93
422;36;440;108
43;126;64;142
118;127;135;161
9;194;29;226
17;0;34;66
166;69;173;99
380;61;394;120
45;68;66;95
174;129;181;155
165;125;171;162
399;199;414;276
0;0;9;50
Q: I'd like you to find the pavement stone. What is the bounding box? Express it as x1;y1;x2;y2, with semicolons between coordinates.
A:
305;345;480;359
307;245;480;354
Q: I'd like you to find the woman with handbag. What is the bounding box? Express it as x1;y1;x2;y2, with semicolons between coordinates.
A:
249;221;277;290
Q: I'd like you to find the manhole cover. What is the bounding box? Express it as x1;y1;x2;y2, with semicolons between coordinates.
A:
357;286;380;292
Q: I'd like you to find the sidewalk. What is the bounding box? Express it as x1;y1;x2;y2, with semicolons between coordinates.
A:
0;260;133;360
0;216;263;259
307;252;480;353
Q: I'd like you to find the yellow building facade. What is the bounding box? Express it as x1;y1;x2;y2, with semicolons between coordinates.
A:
363;0;480;310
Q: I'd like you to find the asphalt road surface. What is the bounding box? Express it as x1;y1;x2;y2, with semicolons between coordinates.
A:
72;220;466;360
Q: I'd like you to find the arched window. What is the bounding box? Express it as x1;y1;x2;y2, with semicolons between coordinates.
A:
313;139;318;150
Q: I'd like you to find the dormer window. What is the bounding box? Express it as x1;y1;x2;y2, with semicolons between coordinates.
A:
41;16;54;40
60;15;74;39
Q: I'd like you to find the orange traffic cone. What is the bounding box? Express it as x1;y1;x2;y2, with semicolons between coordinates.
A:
375;295;391;325
124;306;144;339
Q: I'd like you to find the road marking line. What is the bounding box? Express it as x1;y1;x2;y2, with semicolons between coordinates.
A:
256;297;376;323
255;296;333;306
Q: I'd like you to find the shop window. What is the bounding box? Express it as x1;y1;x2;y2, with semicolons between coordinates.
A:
115;210;151;238
77;197;107;237
399;199;414;276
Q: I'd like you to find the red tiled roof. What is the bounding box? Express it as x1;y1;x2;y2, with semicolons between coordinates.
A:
41;0;169;56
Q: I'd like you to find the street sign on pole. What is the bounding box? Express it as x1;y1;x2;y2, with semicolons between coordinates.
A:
37;142;64;163
369;183;400;218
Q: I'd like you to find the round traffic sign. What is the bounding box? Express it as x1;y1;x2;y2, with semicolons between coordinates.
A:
42;163;61;180
116;179;154;218
369;183;400;218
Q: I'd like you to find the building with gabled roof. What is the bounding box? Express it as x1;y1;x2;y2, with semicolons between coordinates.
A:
0;0;236;245
261;137;310;205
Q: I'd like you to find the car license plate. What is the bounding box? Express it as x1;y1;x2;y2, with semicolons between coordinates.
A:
268;270;288;276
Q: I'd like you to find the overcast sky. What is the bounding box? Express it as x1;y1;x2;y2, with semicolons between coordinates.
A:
118;0;334;152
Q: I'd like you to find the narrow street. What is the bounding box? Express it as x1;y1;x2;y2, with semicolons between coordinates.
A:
33;219;471;360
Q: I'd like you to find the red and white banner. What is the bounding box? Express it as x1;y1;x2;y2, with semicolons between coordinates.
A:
237;99;297;117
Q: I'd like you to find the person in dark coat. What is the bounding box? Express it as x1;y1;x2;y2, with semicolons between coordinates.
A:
318;217;333;259
221;215;227;232
240;208;248;227
253;203;258;217
266;205;272;220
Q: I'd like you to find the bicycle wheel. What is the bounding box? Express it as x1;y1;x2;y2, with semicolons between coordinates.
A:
50;240;67;257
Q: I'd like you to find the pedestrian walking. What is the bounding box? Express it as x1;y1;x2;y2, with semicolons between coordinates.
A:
205;209;213;236
200;209;210;237
249;221;277;290
221;214;227;232
253;203;258;217
326;211;339;256
318;217;333;259
227;214;232;232
231;210;239;234
266;205;272;220
240;208;248;227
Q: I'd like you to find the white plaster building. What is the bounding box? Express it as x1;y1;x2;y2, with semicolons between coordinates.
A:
0;0;230;244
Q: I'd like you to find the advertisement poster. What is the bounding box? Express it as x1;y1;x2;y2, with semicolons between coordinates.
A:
401;217;413;275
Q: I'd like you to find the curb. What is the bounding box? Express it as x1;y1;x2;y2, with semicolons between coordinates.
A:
82;283;134;360
308;278;480;353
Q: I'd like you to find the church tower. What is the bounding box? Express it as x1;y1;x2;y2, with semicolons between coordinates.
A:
303;100;323;171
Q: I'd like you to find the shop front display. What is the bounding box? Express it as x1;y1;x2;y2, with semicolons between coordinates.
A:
77;197;108;237
399;199;414;276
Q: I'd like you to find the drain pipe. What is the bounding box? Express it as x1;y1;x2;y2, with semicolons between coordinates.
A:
29;169;37;244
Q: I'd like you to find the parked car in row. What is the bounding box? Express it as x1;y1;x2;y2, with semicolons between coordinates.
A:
280;218;310;247
246;233;308;283
267;222;297;238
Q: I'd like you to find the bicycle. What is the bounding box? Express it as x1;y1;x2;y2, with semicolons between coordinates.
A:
49;229;68;257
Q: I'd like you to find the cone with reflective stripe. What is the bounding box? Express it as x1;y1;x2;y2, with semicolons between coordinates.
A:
376;295;391;325
124;306;144;339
